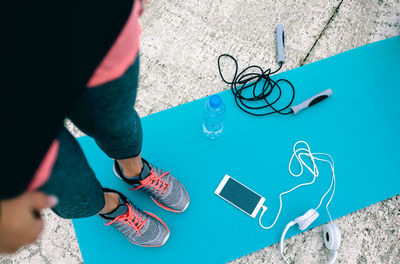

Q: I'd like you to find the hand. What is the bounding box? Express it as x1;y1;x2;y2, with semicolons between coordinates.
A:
0;191;58;253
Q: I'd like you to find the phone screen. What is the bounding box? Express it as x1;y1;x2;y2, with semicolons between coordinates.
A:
219;177;262;215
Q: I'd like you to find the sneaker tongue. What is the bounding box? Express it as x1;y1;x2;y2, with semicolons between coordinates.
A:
102;196;128;219
139;160;151;181
118;159;150;183
106;204;128;219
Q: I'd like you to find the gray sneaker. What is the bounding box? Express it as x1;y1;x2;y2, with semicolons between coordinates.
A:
114;158;190;213
99;189;170;247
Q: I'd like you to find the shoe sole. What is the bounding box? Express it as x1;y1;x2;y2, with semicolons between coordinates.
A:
114;162;190;213
162;232;170;245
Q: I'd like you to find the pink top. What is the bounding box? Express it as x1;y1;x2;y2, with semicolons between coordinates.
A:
27;140;59;191
28;0;144;191
87;0;143;87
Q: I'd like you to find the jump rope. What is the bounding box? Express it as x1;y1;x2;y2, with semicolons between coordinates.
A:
217;24;332;116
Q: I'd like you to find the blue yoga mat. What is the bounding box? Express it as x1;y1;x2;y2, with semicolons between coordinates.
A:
73;36;400;263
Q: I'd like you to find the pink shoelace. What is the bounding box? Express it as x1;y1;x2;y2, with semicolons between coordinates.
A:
105;203;147;237
131;170;170;195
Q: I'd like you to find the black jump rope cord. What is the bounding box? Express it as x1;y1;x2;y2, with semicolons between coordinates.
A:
217;54;295;116
217;24;332;116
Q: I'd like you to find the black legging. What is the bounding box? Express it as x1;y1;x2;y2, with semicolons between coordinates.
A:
40;57;142;218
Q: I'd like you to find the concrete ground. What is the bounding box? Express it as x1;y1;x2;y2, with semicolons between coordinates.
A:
1;0;399;263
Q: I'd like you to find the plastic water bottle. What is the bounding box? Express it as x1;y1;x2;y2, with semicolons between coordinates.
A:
203;95;225;139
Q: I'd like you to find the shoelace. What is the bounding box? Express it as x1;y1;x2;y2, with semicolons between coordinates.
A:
131;170;170;195
105;203;147;237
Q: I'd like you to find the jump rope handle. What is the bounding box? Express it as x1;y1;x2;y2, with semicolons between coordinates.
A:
276;24;285;65
291;89;333;115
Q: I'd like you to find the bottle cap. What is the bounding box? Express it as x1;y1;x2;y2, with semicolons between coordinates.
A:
209;95;222;108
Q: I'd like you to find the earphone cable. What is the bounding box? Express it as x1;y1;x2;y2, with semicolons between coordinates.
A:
311;153;336;223
259;141;336;229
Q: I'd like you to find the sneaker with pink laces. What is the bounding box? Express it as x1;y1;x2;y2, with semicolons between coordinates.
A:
99;188;170;247
114;158;190;213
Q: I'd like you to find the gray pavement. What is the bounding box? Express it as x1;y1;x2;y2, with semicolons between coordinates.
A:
1;0;399;263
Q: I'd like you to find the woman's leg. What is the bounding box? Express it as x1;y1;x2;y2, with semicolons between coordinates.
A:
68;57;143;178
68;55;189;213
40;122;171;247
39;128;118;218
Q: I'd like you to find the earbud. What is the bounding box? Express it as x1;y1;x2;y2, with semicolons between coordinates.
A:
322;223;342;264
294;209;319;230
323;223;341;264
323;223;341;250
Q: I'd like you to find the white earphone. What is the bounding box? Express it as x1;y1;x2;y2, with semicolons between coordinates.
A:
259;141;341;264
280;209;341;264
323;223;341;264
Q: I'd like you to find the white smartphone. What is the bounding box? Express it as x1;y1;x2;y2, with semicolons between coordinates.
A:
214;174;265;218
